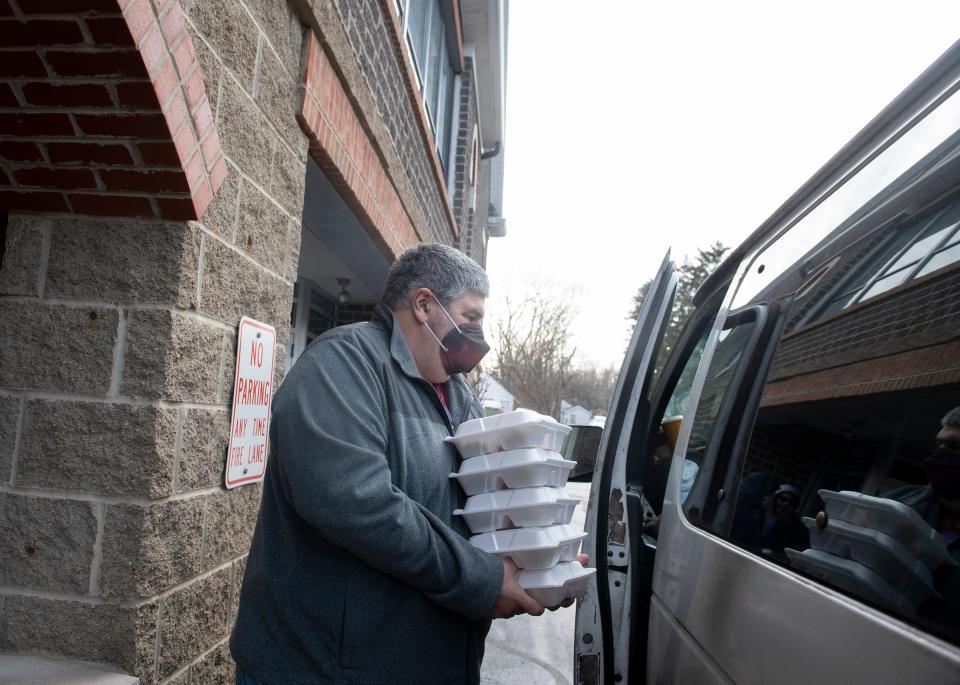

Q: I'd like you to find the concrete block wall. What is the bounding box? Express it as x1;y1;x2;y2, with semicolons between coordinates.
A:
0;0;308;682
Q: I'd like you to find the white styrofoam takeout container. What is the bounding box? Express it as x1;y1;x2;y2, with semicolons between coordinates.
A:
517;560;596;606
446;409;573;459
453;487;579;534
820;489;956;569
786;548;917;616
450;447;577;496
803;516;938;605
469;524;587;569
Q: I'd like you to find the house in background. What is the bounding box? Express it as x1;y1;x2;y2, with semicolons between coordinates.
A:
477;371;514;414
560;400;592;425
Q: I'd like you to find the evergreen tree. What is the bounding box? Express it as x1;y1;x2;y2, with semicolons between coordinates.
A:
628;241;728;370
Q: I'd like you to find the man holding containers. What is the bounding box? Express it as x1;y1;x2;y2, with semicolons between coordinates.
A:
231;244;546;685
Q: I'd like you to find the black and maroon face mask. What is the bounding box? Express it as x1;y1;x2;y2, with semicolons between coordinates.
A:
924;446;960;502
421;294;490;375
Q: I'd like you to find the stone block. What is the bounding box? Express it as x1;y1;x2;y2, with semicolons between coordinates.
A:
98;496;205;600
273;342;287;390
217;329;237;403
0;215;46;296
0;396;22;483
0;302;117;395
198;235;294;327
0;493;97;594
283;225;300;282
17;400;177;498
187;0;259;93
166;671;190;685
253;43;302;151
177;407;230;492
121;309;224;402
189;640;233;685
268;144;306;221
45;218;201;308
227;554;247;630
100;497;204;599
156;568;230;680
234;180;289;275
200;485;261;569
244;0;302;79
198;159;240;240
0;595;158;679
215;70;275;189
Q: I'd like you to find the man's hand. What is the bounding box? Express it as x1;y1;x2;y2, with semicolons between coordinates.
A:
485;557;544;619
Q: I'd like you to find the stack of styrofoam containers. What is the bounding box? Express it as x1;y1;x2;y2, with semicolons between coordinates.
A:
786;489;958;616
448;409;596;606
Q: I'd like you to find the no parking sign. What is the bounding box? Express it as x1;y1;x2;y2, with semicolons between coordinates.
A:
225;317;276;489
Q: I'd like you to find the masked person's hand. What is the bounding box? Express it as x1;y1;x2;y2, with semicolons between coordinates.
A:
486;557;544;619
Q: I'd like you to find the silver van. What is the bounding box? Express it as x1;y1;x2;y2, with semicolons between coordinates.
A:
574;41;960;684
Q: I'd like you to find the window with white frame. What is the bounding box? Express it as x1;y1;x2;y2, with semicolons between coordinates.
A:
396;0;458;172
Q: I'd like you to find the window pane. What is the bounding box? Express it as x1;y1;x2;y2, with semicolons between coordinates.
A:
859;267;910;301
407;0;429;79
681;318;757;527
436;57;453;164
917;240;960;277
886;226;953;272
820;289;859;317
425;1;442;125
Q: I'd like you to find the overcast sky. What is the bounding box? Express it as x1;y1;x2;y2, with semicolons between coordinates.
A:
485;1;960;369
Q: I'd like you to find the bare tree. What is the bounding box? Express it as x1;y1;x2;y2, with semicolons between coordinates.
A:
465;368;490;405
489;286;577;419
565;364;618;416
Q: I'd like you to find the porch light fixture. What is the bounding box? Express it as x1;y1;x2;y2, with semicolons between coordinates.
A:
336;278;352;305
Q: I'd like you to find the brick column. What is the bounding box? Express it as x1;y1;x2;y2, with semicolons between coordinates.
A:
0;0;308;683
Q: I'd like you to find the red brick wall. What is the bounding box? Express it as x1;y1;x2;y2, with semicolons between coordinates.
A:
297;30;419;260
0;0;224;220
770;264;960;382
762;339;960;407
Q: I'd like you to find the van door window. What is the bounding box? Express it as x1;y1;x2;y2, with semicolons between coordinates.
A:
678;312;763;534
691;188;960;647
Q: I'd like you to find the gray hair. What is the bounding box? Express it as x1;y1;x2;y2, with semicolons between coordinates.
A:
381;243;489;309
943;407;960;429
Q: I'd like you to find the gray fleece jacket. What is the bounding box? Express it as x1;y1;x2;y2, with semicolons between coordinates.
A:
230;304;503;684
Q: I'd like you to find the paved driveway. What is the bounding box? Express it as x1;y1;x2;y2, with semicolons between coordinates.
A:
480;481;591;685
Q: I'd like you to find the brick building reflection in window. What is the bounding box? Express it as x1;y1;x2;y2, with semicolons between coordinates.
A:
817;197;960;318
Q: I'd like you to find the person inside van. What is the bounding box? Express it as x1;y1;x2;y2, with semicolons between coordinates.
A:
884;407;960;558
643;428;700;537
883;407;960;636
733;480;810;563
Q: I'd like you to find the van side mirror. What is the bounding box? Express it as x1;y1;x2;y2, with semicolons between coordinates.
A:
562;425;603;482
